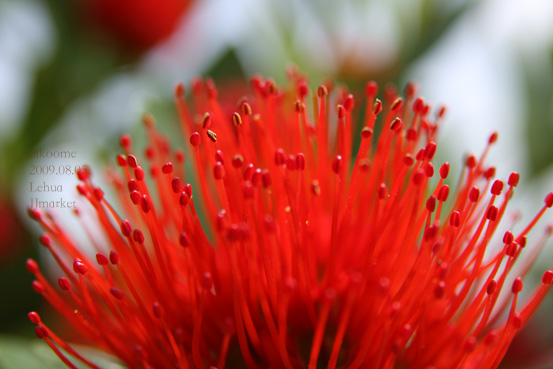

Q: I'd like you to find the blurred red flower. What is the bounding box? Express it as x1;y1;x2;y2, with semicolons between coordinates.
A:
27;74;553;369
82;0;192;51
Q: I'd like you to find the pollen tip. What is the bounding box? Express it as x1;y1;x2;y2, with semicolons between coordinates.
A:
512;277;523;294
28;311;41;324
190;132;201;147
206;130;218;143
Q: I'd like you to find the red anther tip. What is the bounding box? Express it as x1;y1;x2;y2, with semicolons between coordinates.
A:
35;325;48;339
486;206;498;221
298;82;309;97
332;155;343;174
424;225;438;241
127;155;138;169
119;133;132;148
489;132;498;144
484;167;496;180
373;99;383;115
487;280;497;295
134;167;145;181
201;272;213;290
190;132;201;147
96;253;108;266
403;155;414;167
317;85;328;97
76;167;90;181
337;105;346;119
109;251;120;265
153;302;163;318
213;162;225;180
426;196;436;212
378;183;388;200
294;100;305;113
144;147;155;160
424;163;434;177
416;148;426;161
175;149;185;163
286;155;297;171
425;142;437;160
404;82;416;98
274;149;285;166
251;169;262;187
26;259;39;274
175;83;185;98
116;154;127;167
464;336;477;352
296;153;306;171
469;187;480;202
179;192;189;206
365;81;378;96
512;277;523;293
262;170;272;188
121;220;132;237
508;172;520;187
542;270;553;284
450;211;461;227
344;94;354;110
185;184;193;198
503;231;514;244
434;281;445;299
437;106;447;118
73;259;88;275
206;130;217;143
440;163;450;179
242;181;254;199
110;287;124;300
390;117;402;131
361;127;373;139
140;195;151;213
413;98;424;114
32;280;44;293
391;98;403;111
545;193;553;208
130;190;141;205
28;312;41;324
413;169;425;185
437;185;449;202
58;277;71;291
128;179;139;193
171;178;183;194
506;242;518;257
162;162;173;175
232;154;244;168
93;187;104;201
466;155;477;169
133;229;144;244
232;112;242;127
28;208;41;221
518;236;527;248
215;150;225;165
39;234;51;248
311;180;321;196
179;232;190;247
491;180;504;195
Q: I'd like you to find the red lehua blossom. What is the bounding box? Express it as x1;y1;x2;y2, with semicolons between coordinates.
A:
82;0;192;51
27;74;553;369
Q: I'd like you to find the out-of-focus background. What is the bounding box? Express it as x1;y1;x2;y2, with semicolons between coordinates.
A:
1;0;553;367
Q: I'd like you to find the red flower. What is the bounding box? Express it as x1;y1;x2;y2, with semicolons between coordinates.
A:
82;0;192;51
27;74;553;369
